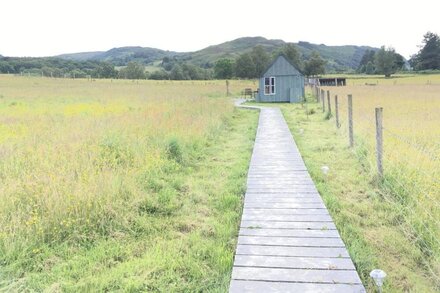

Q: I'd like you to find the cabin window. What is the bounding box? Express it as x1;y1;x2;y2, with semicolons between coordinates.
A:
264;77;275;95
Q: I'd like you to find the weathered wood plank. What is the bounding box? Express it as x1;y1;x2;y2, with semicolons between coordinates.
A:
244;202;325;209
246;187;318;192
238;236;345;247
231;267;363;284
243;198;323;204
234;255;356;270
241;220;336;230
242;208;329;215
235;245;350;258
241;214;333;222
244;197;322;202
239;228;339;238
230;280;366;293
245;191;319;195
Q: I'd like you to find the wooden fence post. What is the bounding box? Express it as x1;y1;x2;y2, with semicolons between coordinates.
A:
348;94;354;147
335;95;340;128
375;107;383;178
322;90;325;112
316;86;320;103
327;90;331;115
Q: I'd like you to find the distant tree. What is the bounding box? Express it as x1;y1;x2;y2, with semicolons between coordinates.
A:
235;53;255;79
52;68;64;78
94;62;117;78
410;32;440;70
120;61;146;79
394;53;405;71
0;61;14;73
161;56;176;71
357;50;376;73
149;69;170;80
214;58;235;79
281;44;303;72
181;63;202;80
250;45;271;77
70;69;87;78
170;64;185;80
374;46;401;77
304;51;326;76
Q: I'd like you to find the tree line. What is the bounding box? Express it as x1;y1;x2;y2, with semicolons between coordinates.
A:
1;32;438;80
358;32;440;77
0;57;105;78
409;32;440;71
214;44;326;79
357;47;405;77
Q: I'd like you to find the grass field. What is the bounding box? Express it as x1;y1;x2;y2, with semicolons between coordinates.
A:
2;74;439;291
327;73;440;86
0;76;257;291
275;76;440;291
320;78;440;277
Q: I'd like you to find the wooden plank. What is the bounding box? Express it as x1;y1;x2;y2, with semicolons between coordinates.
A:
242;208;329;215
239;228;339;238
238;236;345;247
244;202;325;209
235;245;350;258
241;214;333;222
231;267;363;284
247;180;316;185
246;187;318;191
245;191;319;195
234;255;356;270
230;280;366;293
241;220;336;230
246;180;315;183
244;197;321;202
247;184;316;188
243;198;323;204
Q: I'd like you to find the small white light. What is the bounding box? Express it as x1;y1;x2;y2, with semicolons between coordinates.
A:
370;269;386;292
321;166;329;175
299;129;304;135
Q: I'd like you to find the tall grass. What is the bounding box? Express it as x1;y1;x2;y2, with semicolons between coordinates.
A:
321;79;440;285
0;76;256;290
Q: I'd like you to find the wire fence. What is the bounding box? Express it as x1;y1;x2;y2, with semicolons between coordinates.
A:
310;84;440;285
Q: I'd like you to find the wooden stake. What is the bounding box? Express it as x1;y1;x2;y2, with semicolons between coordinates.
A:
375;107;383;177
348;94;354;147
327;90;331;115
335;95;340;128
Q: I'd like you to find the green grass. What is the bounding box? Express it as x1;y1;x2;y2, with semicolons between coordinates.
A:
274;93;438;292
0;107;258;291
0;75;258;291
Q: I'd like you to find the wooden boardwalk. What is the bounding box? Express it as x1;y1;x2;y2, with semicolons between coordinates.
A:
230;106;365;292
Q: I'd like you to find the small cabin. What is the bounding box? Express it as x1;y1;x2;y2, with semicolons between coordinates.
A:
256;55;305;103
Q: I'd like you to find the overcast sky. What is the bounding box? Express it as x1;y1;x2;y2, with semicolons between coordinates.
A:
1;0;438;58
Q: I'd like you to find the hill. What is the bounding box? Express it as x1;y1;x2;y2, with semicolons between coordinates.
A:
183;37;285;65
59;47;181;66
56;37;379;72
58;51;103;61
183;37;377;72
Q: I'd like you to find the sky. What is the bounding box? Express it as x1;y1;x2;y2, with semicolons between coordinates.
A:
1;0;438;59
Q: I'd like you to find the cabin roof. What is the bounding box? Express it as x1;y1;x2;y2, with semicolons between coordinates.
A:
261;54;303;77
